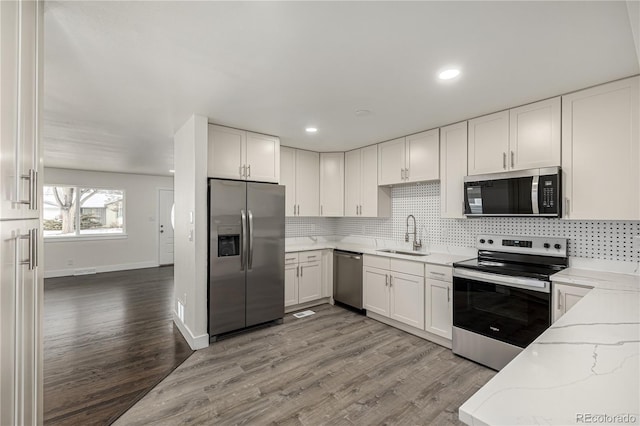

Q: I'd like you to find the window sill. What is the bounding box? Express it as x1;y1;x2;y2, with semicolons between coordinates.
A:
44;234;128;243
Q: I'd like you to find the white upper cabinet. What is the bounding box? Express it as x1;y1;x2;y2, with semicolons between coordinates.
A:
1;0;41;219
245;132;279;183
440;121;467;219
468;110;510;175
344;149;361;217
378;137;406;185
509;97;561;170
345;145;391;217
468;98;560;175
207;124;279;183
378;129;439;185
207;125;245;180
562;76;639;220
405;129;440;183
280;147;297;217
280;147;319;217
319;152;344;217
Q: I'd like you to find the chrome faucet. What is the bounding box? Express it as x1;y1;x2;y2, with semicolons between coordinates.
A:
405;214;422;251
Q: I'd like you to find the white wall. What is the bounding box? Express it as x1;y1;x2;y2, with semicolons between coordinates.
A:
173;115;209;350
43;168;173;277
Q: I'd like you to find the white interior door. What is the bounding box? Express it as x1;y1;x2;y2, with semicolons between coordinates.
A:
158;189;174;265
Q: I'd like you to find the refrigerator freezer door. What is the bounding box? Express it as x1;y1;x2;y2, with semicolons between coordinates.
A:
245;182;285;327
209;180;247;335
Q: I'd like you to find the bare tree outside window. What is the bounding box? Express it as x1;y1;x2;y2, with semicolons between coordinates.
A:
43;186;125;237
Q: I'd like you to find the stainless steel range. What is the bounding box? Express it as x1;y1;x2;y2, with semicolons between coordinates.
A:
452;235;568;370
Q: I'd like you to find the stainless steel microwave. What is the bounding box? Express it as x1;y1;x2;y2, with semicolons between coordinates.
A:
463;167;561;217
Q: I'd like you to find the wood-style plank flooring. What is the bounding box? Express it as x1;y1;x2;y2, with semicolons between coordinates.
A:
116;304;495;425
44;266;193;425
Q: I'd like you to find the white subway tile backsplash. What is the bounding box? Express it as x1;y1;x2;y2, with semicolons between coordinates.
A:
286;182;640;262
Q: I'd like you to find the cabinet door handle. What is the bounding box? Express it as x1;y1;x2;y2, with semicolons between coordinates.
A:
359;205;362;215
557;288;562;310
510;151;515;168
355;205;358;215
18;169;37;209
296;265;299;277
502;152;507;169
385;274;388;286
565;198;570;218
405;168;409;180
430;271;446;276
18;228;38;270
447;286;451;302
389;275;393;287
400;168;404;180
320;205;323;215
247;164;251;177
300;265;303;277
285;257;296;262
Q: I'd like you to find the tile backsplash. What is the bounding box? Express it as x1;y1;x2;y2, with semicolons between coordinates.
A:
286;182;640;263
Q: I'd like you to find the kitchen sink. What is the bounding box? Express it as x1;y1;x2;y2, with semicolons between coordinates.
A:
376;249;428;257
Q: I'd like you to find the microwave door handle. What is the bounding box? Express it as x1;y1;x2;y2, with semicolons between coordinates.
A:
531;176;539;215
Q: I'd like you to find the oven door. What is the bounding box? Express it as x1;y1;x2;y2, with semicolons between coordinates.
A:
453;268;551;348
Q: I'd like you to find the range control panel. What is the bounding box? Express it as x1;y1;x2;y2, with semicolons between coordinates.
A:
476;235;567;257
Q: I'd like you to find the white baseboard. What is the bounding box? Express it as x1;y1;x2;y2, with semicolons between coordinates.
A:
44;261;160;278
172;311;209;350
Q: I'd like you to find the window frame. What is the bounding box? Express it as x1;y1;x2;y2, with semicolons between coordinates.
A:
43;184;127;241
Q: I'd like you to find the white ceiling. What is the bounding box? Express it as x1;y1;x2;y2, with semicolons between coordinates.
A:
43;1;640;176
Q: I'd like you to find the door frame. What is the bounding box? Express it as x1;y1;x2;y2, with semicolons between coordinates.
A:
156;187;174;266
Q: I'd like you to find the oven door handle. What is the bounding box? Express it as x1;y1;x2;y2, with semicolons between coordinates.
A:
453;268;550;293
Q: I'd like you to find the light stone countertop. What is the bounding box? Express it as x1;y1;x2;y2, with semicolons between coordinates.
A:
285;240;473;266
459;268;640;426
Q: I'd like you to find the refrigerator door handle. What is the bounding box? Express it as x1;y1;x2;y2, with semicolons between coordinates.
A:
240;209;247;271
248;210;254;270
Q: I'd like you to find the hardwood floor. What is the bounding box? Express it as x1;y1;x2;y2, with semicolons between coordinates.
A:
116;304;495;425
44;266;193;425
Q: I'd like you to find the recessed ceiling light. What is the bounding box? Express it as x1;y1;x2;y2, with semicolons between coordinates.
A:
438;69;461;80
305;127;318;133
169;169;175;173
355;109;372;116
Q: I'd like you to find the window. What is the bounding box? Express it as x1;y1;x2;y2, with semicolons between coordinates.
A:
43;186;125;238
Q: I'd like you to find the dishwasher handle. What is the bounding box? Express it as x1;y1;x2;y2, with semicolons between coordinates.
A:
334;251;362;260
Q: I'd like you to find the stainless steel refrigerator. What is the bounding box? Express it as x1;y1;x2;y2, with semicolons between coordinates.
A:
208;179;285;340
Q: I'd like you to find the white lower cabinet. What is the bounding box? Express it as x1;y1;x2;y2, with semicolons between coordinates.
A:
424;264;453;340
389;272;424;329
363;255;424;329
298;261;322;303
284;250;326;308
552;281;593;322
284;261;298;307
363;267;390;316
1;219;40;426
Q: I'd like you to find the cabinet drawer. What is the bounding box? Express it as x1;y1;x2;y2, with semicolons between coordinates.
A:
284;253;299;265
425;264;452;282
299;250;322;263
389;259;424;277
363;254;390;270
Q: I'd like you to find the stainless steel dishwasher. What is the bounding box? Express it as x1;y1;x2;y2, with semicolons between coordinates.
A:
333;249;364;310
